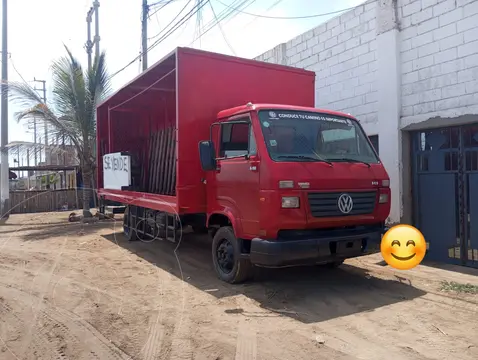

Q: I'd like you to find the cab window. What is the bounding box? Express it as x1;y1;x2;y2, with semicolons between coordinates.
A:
219;119;257;158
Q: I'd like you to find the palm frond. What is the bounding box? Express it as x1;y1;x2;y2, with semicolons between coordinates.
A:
86;51;111;140
51;46;87;138
6;46;110;175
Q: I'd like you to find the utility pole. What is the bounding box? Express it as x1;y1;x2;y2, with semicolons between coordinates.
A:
1;0;9;220
85;1;100;71
33;78;47;163
141;0;149;71
33;117;37;165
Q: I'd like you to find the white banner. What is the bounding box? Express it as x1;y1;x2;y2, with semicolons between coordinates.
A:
103;152;131;190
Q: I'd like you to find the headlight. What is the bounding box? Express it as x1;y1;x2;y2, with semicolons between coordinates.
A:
381;180;390;187
379;194;388;203
282;196;300;208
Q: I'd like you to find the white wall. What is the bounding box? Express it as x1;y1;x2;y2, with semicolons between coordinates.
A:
398;0;478;128
255;0;379;134
255;0;478;223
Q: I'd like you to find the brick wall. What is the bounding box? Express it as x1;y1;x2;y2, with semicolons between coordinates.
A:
255;0;478;129
399;0;478;120
255;0;379;130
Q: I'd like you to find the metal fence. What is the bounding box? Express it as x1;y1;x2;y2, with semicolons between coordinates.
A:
8;189;80;214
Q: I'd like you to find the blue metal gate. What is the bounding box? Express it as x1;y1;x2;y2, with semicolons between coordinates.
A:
412;125;478;268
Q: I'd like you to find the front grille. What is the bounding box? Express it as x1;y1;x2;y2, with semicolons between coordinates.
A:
308;191;377;217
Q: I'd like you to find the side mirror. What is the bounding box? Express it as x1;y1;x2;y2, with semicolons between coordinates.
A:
199;140;217;171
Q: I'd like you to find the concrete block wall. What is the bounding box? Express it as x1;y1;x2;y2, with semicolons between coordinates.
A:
255;0;379;133
398;0;478;126
254;0;478;223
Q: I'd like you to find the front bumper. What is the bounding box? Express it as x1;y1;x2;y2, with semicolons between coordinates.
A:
250;226;389;267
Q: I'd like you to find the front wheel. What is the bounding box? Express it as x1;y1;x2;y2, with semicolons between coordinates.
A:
212;226;253;284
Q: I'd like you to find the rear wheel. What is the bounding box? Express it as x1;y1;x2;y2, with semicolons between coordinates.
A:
123;206;138;241
212;226;253;284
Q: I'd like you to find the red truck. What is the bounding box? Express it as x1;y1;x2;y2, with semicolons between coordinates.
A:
96;47;391;283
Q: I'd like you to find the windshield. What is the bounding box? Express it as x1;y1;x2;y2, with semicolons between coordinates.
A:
258;110;379;164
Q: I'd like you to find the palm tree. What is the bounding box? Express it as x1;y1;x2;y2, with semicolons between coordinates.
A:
6;46;111;217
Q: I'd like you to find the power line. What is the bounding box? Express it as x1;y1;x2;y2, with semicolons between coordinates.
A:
243;0;284;28
149;0;208;47
190;0;251;45
220;0;256;25
214;0;364;19
149;0;174;8
148;0;193;41
9;57;28;85
194;0;203;48
111;0;207;79
199;0;252;35
208;0;236;55
148;0;176;20
1;52;29;86
115;0;355;80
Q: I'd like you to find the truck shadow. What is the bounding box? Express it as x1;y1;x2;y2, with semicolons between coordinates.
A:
101;229;427;324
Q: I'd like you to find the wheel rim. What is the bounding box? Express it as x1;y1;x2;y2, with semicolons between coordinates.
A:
216;238;235;274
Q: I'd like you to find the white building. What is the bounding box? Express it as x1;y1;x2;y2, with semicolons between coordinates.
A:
255;0;478;267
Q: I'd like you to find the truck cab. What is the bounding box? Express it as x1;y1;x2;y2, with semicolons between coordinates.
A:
199;103;390;283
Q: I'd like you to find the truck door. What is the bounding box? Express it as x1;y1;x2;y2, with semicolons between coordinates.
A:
215;117;260;238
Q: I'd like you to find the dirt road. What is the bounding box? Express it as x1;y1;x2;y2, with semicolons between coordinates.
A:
0;213;478;360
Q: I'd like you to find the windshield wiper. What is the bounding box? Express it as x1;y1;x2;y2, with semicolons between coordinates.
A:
277;155;333;166
332;158;371;168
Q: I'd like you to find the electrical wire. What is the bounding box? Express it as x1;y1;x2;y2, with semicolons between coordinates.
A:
113;0;362;79
214;0;365;19
149;0;174;7
198;0;252;35
194;0;204;48
219;0;256;26
148;0;193;41
208;0;236;55
243;0;284;28
191;0;364;47
154;9;161;27
111;0;207;79
149;0;209;47
190;0;251;45
148;0;176;20
9;55;29;85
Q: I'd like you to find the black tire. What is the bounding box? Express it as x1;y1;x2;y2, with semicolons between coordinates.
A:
325;260;344;268
212;226;253;284
123;206;138;241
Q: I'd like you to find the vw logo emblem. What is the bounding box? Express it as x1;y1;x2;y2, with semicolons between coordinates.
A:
337;193;353;214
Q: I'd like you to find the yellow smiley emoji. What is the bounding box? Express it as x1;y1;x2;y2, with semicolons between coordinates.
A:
380;224;427;270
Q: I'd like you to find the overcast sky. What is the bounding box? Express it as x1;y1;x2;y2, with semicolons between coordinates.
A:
1;0;364;165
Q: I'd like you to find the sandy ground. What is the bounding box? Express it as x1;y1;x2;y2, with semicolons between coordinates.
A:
0;212;478;360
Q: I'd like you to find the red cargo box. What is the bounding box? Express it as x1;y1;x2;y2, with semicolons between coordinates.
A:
96;47;315;215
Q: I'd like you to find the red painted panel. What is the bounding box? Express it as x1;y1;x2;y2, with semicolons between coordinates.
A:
176;47;315;214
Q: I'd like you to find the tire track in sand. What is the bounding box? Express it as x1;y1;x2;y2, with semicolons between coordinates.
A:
141;269;170;360
234;320;257;360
